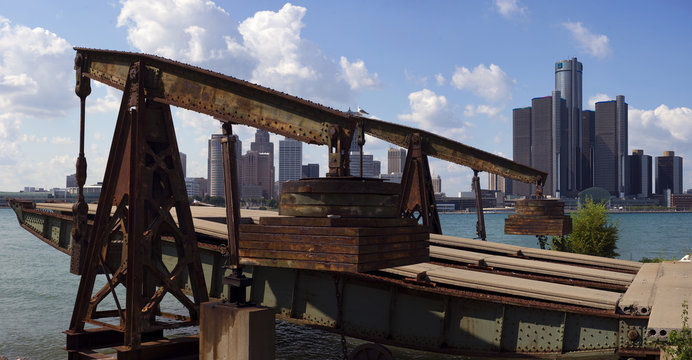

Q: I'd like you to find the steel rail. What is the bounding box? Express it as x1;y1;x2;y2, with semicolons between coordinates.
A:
74;47;546;186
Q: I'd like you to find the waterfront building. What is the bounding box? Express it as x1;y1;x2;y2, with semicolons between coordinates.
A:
301;163;320;179
512;107;532;197
208;133;241;198
279;138;302;188
185;177;207;198
433;174;442;194
511;94;568;198
488;173;508;194
387;147;406;174
628;149;652;198
581;110;595;189
66;173;77;188
555;57;583;191
180;152;187;178
672;193;692;210
655;151;683;195
593;96;628;197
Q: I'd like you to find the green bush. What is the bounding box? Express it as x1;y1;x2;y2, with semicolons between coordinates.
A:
550;197;619;258
662;301;692;360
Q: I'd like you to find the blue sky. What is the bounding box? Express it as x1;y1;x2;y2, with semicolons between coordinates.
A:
1;0;691;194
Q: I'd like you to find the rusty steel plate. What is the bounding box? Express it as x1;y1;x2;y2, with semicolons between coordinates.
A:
279;178;401;218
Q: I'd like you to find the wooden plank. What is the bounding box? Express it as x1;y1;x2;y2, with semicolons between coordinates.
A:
239;247;429;264
239;223;429;237
239;232;429;246
430;246;634;286
240;254;430;272
618;263;661;315
259;216;419;227
240;239;428;255
430;234;642;273
384;263;622;310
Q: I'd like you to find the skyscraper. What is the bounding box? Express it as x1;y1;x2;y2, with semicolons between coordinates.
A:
488;173;507;193
593;96;628;197
250;129;274;197
628;149;652;198
241;150;273;199
301;163;320;178
348;135;380;178
555;58;583;191
179;152;187;179
512;106;532;197
279;138;302;185
655;151;683;195
387;147;407;174
433;174;442;193
208;133;241;198
581;110;595;189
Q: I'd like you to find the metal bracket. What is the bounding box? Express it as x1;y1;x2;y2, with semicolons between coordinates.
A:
399;133;442;234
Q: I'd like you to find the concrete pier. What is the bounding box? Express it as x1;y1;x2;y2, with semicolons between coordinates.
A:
200;302;275;360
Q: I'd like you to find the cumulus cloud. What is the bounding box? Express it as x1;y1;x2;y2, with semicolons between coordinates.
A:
398;89;465;138
435;73;445;86
451;64;514;102
463;104;503;118
562;21;611;59
339;56;381;90
495;0;527;19
0;16;73;168
117;1;360;106
586;93;611;110
88;86;122;113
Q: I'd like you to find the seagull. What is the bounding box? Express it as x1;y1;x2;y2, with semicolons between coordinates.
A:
357;106;369;115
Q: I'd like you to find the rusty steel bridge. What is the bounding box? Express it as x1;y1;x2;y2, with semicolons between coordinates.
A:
7;48;692;359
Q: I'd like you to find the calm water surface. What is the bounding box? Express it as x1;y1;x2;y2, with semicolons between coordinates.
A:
1;208;690;359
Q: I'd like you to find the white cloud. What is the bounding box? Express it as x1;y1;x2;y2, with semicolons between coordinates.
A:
51;136;74;145
463;104;503;118
562;21;611;59
435;73;445;86
398;89;465;138
451;64;514;102
88;87;122;113
339;56;381;90
586;93;611;110
495;0;527;19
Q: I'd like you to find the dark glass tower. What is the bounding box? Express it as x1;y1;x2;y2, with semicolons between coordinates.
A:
628;149;652;198
512;107;532;196
594;96;628;197
555;58;583;192
655;151;683;194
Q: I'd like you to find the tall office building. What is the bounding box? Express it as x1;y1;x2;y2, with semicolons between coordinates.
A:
279;138;302;185
511;94;568;198
593;96;628;197
581;110;595;189
655;151;683;195
555;58;583;191
628;149;652;198
433;174;442;193
241;150;273;199
349;135;380;178
208;133;241;198
512;107;532;197
488;173;507;193
179;152;187;179
66;173;77;188
250;129;274;197
387;147;407;174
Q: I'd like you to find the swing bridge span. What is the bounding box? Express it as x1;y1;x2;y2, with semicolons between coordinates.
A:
6;48;692;359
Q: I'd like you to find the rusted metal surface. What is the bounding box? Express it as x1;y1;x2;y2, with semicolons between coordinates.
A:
471;170;486;240
73;48;546;185
398;133;442;234
279;178;400;218
66;61;208;357
505;199;572;236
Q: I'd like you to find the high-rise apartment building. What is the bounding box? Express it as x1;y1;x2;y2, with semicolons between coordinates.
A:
655;151;683;195
628;149;652;198
511;94;568;198
555;58;583;191
208;133;241;198
581;110;595;189
279;138;302;186
387;147;407;174
593;96;628;197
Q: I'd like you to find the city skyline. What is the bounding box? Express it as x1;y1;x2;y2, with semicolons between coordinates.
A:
1;1;691;195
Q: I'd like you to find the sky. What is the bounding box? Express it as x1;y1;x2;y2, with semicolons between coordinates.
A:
1;0;691;195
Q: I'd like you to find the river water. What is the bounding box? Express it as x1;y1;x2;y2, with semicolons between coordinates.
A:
1;208;690;359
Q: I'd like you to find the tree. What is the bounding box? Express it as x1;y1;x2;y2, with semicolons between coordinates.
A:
550;197;619;258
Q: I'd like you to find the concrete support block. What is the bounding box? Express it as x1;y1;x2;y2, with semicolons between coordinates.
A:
200;302;275;360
